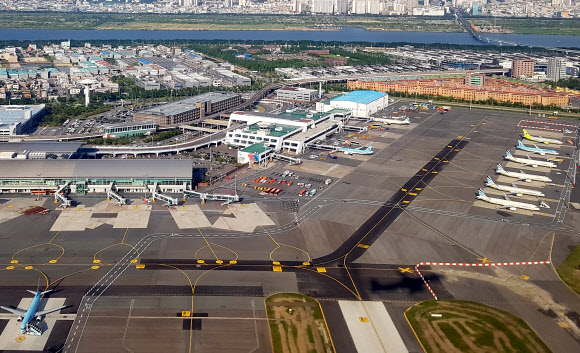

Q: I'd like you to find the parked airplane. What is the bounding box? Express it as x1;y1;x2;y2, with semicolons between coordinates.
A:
371;117;411;125
477;188;540;211
516;140;559;156
504;150;557;168
495;164;552;183
485;176;545;197
523;129;563;145
1;285;66;335
341;146;373;155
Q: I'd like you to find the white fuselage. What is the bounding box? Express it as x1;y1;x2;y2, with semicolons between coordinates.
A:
504;155;556;168
516;143;559;156
477;195;540;211
372;117;410;125
497;169;552;182
486;182;545;197
525;135;563;145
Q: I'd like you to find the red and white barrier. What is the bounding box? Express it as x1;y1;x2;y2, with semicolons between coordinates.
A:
517;120;577;133
415;260;551;300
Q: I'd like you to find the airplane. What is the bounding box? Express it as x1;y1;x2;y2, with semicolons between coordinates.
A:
504;150;557;168
341;145;373;155
516;140;559;156
1;284;66;335
371;117;411;125
495;164;552;183
485;176;545;197
477;188;540;211
522;129;563;145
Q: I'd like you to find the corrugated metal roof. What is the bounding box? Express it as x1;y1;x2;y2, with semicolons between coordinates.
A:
0;160;193;179
0;142;83;154
331;90;386;105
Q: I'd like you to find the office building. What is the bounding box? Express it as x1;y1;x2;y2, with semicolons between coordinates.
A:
512;59;535;78
547;57;567;82
275;87;319;102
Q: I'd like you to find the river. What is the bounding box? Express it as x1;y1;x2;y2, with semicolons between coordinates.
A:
0;27;579;47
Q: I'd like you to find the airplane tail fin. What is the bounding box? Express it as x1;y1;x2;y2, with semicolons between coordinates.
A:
367;146;372;151
517;140;525;147
486;176;495;185
403;118;410;124
505;150;513;158
496;164;505;173
523;129;531;138
478;188;489;200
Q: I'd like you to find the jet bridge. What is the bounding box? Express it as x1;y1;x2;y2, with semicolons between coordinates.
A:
150;183;179;206
342;125;368;132
54;183;72;208
272;154;302;165
183;189;239;204
107;183;127;205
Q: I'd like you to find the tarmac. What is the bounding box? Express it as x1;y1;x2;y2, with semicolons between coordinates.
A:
0;106;579;353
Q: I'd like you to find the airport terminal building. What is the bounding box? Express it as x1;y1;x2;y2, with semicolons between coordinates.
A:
225;108;351;154
0;159;193;194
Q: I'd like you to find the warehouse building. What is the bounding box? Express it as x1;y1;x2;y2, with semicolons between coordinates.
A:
133;92;242;126
0;104;46;136
0;159;193;194
275;87;319;102
316;90;388;118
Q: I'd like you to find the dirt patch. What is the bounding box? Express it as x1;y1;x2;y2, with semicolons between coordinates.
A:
265;293;334;353
405;300;552;353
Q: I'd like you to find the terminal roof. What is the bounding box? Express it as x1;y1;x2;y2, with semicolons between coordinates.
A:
0;142;84;154
0;159;193;179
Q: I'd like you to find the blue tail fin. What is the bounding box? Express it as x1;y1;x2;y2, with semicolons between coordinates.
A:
486;176;494;184
478;188;487;198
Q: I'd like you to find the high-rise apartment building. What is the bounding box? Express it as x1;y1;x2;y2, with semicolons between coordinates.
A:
511;59;535;78
179;0;196;7
311;0;348;14
547;57;567;82
352;0;381;14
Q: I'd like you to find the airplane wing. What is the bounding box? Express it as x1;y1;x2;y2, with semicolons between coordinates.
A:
35;305;67;317
497;206;514;210
516;177;531;182
503;194;511;201
1;306;27;315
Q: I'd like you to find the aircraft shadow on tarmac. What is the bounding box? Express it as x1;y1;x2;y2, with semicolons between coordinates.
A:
368;273;441;295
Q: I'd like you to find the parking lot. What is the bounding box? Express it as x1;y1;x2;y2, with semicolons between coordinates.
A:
33;106;135;137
